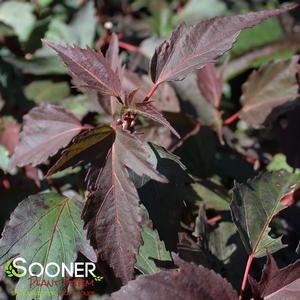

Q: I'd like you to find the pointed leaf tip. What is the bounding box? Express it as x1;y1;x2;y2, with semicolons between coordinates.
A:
150;3;298;85
44;40;122;97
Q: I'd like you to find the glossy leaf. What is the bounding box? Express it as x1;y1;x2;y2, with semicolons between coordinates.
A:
230;170;300;258
47;125;115;176
150;3;297;85
110;255;238;300
249;253;300;300
0;192;96;300
44;41;122;97
9;105;84;168
240;56;300;126
82;129;167;283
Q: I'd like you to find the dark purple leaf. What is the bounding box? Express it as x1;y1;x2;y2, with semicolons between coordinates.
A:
106;32;120;73
249;253;300;300
196;63;223;108
150;3;297;85
47;125;115;176
240;56;300;126
105;32;122;115
110;255;238;300
43;40;122;97
0;119;20;156
82;128;167;283
125;90;180;138
123;71;180;113
136;103;180;138
9;104;84;168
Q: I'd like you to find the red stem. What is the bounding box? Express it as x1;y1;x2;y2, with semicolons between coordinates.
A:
118;41;139;52
144;82;159;102
207;215;222;225
223;111;241;125
239;254;254;300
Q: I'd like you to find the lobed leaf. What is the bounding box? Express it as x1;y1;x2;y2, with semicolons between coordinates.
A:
0;192;96;300
150;3;297;85
240;56;300;126
43;40;122;97
230;170;300;257
136;210;171;274
9;104;84;168
249;253;300;300
82;128;167;283
110;255;238;300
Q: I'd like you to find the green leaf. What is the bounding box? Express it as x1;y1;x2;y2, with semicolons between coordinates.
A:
190;179;231;210
231;18;284;57
208;222;237;263
35;19;78;57
69;1;96;47
37;0;53;8
0;1;35;42
5;56;66;75
47;166;81;179
267;154;300;173
136;211;171;274
174;0;226;25
24;80;70;104
0;192;96;300
230;170;300;258
0;145;9;171
36;2;96;57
